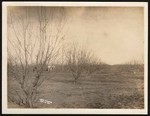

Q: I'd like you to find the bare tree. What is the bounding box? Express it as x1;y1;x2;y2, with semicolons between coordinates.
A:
65;42;100;83
84;55;102;76
7;7;68;107
123;59;144;73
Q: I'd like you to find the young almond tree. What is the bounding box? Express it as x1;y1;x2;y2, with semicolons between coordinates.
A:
7;7;68;107
125;59;144;73
65;42;100;83
84;54;102;76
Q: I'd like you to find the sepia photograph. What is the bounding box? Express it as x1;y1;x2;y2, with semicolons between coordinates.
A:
2;2;148;114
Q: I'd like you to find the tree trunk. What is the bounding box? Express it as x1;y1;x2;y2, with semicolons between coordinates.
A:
74;77;78;84
26;92;33;108
26;85;37;108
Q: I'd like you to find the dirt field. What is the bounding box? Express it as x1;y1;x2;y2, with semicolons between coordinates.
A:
8;65;144;109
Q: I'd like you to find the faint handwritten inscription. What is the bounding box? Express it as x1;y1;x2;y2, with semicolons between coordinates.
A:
39;99;52;104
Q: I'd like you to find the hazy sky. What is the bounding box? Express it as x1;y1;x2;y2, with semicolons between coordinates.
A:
8;7;144;65
65;7;144;64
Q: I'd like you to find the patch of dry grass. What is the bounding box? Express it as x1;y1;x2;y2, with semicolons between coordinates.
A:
8;66;144;109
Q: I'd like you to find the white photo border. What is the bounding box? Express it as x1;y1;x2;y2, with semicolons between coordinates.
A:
2;2;148;114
